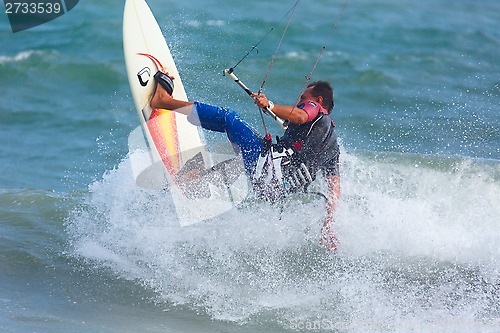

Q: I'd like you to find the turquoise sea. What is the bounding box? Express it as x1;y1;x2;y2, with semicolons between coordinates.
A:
1;0;499;332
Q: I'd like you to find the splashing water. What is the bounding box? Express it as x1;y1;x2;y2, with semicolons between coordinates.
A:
66;146;500;331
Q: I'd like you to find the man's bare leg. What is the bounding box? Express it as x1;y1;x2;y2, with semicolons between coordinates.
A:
150;72;194;114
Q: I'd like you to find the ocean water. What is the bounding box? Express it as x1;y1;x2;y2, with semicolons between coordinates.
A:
1;0;499;332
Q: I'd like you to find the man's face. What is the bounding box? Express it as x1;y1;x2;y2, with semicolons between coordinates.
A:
300;86;315;102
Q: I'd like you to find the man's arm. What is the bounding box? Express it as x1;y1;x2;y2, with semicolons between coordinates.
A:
251;93;308;125
320;174;340;252
326;175;340;220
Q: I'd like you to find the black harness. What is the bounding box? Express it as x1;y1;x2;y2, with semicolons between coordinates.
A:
253;113;339;201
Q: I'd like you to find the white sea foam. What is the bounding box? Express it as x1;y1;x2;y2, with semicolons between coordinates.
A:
67;148;500;331
0;50;44;65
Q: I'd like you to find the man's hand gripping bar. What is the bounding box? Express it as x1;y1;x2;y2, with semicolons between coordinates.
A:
223;69;288;129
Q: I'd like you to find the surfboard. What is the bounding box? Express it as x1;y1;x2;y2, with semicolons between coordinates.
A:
123;0;248;225
123;0;202;167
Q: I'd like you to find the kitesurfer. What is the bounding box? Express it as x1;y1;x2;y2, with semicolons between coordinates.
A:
151;71;340;250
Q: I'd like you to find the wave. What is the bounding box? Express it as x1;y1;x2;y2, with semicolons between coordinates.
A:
0;50;48;65
338;151;500;261
65;149;500;329
0;189;72;272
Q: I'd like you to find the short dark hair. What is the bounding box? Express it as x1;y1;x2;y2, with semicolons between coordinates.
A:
308;81;334;112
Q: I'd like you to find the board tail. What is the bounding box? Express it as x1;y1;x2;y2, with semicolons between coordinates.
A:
128;126;249;226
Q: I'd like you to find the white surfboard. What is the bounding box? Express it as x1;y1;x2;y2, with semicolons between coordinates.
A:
123;0;248;225
123;0;202;166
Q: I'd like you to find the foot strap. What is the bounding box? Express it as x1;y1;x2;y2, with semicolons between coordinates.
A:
154;71;174;95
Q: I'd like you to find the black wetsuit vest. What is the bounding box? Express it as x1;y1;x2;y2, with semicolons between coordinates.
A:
253;113;340;200
279;113;340;179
